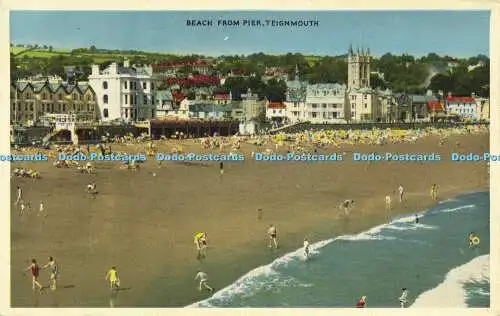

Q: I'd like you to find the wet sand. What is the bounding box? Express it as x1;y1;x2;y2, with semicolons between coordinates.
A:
10;132;489;307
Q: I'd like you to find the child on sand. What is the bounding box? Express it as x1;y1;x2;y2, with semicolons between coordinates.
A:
268;225;278;249
398;185;405;202
105;266;120;291
38;201;45;217
15;186;23;205
24;259;43;293
195;271;214;292
431;184;438;200
43;256;58;291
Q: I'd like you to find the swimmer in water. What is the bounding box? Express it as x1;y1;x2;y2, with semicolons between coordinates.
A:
468;232;478;248
415;214;419;224
303;238;310;259
399;288;408;308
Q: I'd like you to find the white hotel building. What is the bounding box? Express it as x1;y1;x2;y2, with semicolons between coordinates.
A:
88;61;156;122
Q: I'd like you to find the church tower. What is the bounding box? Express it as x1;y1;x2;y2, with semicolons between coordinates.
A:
348;45;371;90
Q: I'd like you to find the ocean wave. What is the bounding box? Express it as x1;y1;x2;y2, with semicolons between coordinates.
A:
186;200;480;308
410;254;490;308
438;204;476;214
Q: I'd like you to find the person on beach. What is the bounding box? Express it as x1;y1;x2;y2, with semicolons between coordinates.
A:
219;161;224;176
268;225;278;249
398;185;405;202
340;199;354;215
415;214;420;224
105;266;120;291
385;195;392;210
24;259;44;293
87;182;97;194
356;295;367;308
38;201;45;217
195;271;214;292
15;186;23;205
20;201;26;215
257;208;263;221
43;256;58;291
431;184;438;200
194;233;208;259
399;288;408;308
303;238;310;259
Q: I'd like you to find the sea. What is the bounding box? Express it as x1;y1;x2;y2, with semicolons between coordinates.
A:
187;191;490;308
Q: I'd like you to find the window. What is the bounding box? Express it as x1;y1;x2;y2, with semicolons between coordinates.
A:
351;103;355;109
125;95;128;104
73;93;78;100
103;108;109;118
42;93;46;100
273;110;276;114
322;104;327;108
151;109;155;117
62;104;66;112
58;94;62;100
143;82;147;89
30;104;34;111
124;81;128;89
364;103;368;109
312;104;317;108
143;95;148;105
103;94;108;104
364;95;367;100
103;81;108;89
125;109;129;118
312;112;317;118
151;83;155;90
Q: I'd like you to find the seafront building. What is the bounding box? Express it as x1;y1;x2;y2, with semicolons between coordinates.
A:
445;96;480;120
88;60;157;123
302;83;347;123
10;80;98;125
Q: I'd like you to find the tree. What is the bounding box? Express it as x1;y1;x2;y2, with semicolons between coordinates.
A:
48;46;53;52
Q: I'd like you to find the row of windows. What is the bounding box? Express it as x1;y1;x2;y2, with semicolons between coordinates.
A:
12;102;95;112
12;103;94;113
350;95;369;100
11;92;94;101
101;108;155;119
308;90;343;97
101;94;154;105
351;103;369;109
451;109;475;114
102;81;155;90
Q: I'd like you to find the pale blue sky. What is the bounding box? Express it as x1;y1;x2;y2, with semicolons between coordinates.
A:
10;10;490;57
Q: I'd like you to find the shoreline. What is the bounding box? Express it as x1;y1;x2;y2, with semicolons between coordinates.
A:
10;132;489;307
187;190;490;308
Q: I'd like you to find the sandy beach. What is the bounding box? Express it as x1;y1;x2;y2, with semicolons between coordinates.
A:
10;131;489;307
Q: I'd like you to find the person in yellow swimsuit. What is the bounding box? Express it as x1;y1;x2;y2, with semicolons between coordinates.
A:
431;184;438;201
105;266;120;290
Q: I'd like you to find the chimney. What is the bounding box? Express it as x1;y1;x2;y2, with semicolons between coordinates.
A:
109;63;118;75
124;60;130;68
426;89;433;96
91;65;99;75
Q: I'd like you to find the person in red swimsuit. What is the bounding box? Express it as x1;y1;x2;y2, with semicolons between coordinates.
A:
356;295;367;308
24;259;43;293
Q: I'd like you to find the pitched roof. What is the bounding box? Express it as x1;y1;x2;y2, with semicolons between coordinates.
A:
427;100;445;112
267;102;286;109
446;96;475;103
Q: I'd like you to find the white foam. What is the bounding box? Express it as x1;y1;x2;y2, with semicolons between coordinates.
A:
439;204;476;213
410;254;490;308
